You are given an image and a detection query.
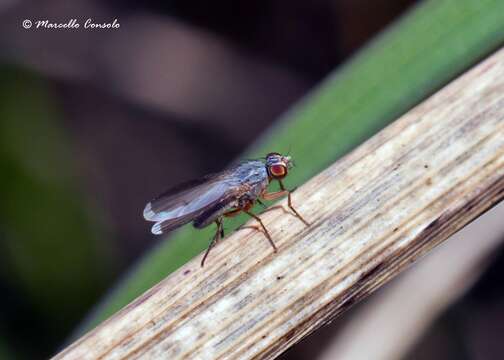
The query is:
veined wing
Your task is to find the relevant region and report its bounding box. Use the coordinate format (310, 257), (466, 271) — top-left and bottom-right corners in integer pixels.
(143, 171), (243, 234)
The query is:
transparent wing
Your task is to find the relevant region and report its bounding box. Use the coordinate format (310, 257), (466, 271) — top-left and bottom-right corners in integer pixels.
(143, 171), (242, 234)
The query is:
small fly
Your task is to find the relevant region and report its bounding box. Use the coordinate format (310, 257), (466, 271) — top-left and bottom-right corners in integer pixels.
(143, 152), (309, 267)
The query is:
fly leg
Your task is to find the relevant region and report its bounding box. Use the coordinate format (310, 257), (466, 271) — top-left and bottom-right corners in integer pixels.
(261, 186), (309, 226)
(223, 207), (260, 233)
(258, 204), (291, 216)
(243, 210), (277, 253)
(256, 193), (290, 216)
(261, 189), (288, 200)
(201, 219), (223, 267)
(256, 199), (267, 209)
(278, 180), (310, 226)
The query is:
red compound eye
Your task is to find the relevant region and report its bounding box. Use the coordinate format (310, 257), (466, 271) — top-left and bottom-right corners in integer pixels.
(270, 164), (286, 178)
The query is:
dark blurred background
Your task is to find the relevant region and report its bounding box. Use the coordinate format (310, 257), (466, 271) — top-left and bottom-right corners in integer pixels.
(1, 1), (503, 359)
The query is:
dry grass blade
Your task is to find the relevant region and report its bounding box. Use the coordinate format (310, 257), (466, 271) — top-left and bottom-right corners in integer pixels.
(318, 201), (504, 360)
(54, 47), (504, 360)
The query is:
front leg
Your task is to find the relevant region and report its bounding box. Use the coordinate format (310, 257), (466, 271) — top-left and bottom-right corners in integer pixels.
(261, 189), (289, 201)
(278, 180), (310, 226)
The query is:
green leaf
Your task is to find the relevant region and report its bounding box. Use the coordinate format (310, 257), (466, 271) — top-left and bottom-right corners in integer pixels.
(82, 0), (504, 332)
(0, 67), (113, 334)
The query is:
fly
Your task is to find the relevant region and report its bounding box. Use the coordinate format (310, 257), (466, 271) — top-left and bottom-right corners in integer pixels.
(143, 152), (309, 267)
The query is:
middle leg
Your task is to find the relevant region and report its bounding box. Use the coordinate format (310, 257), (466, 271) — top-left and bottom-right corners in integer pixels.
(243, 210), (278, 252)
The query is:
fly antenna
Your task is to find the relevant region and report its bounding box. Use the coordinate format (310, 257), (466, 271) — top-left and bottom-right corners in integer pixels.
(285, 145), (296, 167)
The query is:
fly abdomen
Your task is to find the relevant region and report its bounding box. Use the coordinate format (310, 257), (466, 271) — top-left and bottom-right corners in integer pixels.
(193, 199), (235, 229)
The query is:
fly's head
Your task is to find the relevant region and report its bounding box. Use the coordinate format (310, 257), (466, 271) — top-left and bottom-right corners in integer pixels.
(265, 152), (292, 180)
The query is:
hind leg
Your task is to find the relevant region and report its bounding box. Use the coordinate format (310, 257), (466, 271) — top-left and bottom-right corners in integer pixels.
(201, 219), (223, 267)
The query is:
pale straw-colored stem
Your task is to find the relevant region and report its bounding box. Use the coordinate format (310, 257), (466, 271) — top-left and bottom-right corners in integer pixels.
(318, 201), (504, 360)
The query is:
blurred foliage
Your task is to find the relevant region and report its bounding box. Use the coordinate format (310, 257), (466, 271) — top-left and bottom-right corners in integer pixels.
(0, 340), (12, 360)
(84, 0), (504, 332)
(0, 67), (114, 356)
